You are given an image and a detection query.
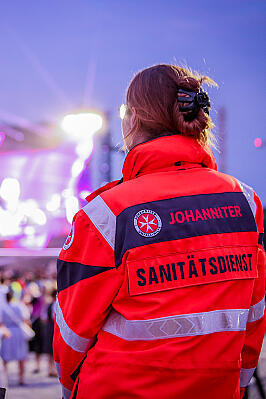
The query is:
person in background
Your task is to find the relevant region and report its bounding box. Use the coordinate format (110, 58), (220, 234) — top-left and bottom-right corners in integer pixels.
(0, 290), (29, 386)
(0, 285), (10, 395)
(0, 278), (8, 306)
(45, 289), (57, 377)
(29, 290), (45, 374)
(0, 325), (10, 389)
(0, 387), (6, 399)
(53, 64), (265, 399)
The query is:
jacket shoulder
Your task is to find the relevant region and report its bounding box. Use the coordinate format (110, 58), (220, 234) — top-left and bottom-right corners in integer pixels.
(213, 171), (262, 220)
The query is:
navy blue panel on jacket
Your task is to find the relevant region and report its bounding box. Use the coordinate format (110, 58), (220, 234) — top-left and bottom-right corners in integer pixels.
(115, 192), (257, 267)
(57, 260), (114, 292)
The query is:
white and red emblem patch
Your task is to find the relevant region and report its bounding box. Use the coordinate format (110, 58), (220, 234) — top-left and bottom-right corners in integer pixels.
(134, 209), (162, 237)
(63, 222), (75, 250)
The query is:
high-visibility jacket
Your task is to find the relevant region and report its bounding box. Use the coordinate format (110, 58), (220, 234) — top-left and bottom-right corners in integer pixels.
(53, 135), (266, 399)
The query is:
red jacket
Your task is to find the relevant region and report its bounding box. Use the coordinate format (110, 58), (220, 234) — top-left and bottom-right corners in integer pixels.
(53, 135), (265, 399)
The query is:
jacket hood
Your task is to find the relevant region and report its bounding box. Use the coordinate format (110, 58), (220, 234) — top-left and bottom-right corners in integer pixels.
(122, 135), (217, 182)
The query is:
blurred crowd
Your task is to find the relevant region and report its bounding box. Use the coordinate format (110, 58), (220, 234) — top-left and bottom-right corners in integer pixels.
(0, 268), (57, 387)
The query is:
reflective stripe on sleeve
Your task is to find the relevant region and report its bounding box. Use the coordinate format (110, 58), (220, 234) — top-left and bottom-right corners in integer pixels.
(237, 180), (257, 219)
(62, 384), (72, 399)
(82, 195), (116, 250)
(102, 308), (249, 341)
(55, 297), (92, 353)
(248, 298), (265, 323)
(55, 361), (61, 379)
(240, 367), (256, 387)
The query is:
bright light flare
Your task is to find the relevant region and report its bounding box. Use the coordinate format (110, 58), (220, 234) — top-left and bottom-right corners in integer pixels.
(19, 200), (46, 225)
(0, 208), (21, 236)
(119, 104), (127, 120)
(30, 208), (47, 225)
(0, 178), (20, 203)
(19, 199), (38, 216)
(46, 194), (61, 212)
(75, 139), (94, 160)
(80, 190), (91, 200)
(20, 233), (48, 248)
(65, 196), (79, 224)
(24, 226), (35, 235)
(61, 112), (104, 139)
(62, 189), (74, 199)
(71, 159), (84, 177)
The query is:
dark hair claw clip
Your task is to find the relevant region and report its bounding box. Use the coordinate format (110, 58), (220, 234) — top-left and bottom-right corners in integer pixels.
(177, 88), (210, 116)
(195, 89), (211, 115)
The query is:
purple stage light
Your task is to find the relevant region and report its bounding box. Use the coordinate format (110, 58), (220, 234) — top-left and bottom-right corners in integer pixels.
(0, 131), (6, 146)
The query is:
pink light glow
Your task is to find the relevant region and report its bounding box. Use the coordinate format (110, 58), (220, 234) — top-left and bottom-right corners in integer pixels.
(0, 131), (6, 146)
(254, 138), (262, 148)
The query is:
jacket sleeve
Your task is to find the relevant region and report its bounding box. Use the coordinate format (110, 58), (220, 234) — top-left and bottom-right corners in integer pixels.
(53, 195), (124, 398)
(240, 192), (266, 398)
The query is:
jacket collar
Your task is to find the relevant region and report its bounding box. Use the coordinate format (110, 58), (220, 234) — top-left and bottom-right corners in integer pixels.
(122, 135), (217, 182)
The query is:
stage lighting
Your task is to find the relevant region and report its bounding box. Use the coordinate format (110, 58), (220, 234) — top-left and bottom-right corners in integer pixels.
(46, 194), (61, 212)
(75, 139), (94, 160)
(0, 178), (20, 205)
(24, 226), (35, 235)
(30, 208), (47, 225)
(60, 111), (104, 140)
(0, 208), (21, 236)
(62, 189), (73, 198)
(0, 131), (5, 147)
(65, 196), (79, 224)
(71, 159), (85, 177)
(80, 190), (91, 200)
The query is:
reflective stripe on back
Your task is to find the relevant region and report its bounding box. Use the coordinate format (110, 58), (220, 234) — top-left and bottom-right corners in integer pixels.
(248, 298), (265, 323)
(102, 308), (249, 341)
(55, 361), (61, 379)
(237, 180), (257, 219)
(55, 297), (92, 353)
(62, 384), (72, 399)
(240, 367), (256, 387)
(82, 196), (116, 250)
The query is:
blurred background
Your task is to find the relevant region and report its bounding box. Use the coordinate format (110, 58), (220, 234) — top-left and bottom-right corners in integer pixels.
(0, 0), (265, 398)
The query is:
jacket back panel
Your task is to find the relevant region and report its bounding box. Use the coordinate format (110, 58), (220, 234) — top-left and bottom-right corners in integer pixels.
(81, 165), (260, 399)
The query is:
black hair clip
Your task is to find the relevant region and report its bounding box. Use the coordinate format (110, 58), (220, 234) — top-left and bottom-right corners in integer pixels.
(177, 88), (210, 118)
(195, 89), (210, 114)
